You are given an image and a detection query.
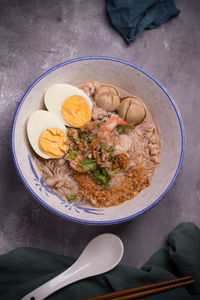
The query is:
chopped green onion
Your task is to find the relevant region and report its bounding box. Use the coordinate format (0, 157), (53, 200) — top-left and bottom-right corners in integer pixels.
(74, 138), (81, 143)
(104, 182), (110, 189)
(108, 155), (114, 162)
(109, 168), (119, 175)
(88, 135), (97, 142)
(77, 130), (94, 147)
(93, 167), (111, 188)
(101, 167), (107, 176)
(66, 149), (78, 160)
(107, 146), (115, 153)
(66, 195), (77, 202)
(100, 142), (107, 150)
(116, 125), (134, 134)
(97, 123), (102, 128)
(78, 158), (97, 171)
(78, 158), (96, 165)
(82, 140), (88, 147)
(65, 126), (72, 136)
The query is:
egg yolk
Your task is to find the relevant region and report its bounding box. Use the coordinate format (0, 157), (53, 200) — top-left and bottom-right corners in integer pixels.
(39, 128), (69, 158)
(61, 95), (91, 127)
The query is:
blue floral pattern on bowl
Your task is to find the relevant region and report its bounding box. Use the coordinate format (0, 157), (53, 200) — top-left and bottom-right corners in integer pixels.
(28, 155), (104, 215)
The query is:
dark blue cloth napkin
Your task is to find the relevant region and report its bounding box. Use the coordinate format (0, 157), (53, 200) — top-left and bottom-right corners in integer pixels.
(107, 0), (180, 43)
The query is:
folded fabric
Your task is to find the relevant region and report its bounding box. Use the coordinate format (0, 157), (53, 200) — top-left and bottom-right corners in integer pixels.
(106, 0), (180, 43)
(0, 222), (200, 299)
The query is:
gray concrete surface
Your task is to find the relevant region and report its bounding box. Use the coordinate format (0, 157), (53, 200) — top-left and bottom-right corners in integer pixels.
(0, 0), (200, 268)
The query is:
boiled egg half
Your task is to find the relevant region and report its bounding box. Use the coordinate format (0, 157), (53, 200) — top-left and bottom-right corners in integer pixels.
(44, 83), (93, 127)
(27, 110), (69, 159)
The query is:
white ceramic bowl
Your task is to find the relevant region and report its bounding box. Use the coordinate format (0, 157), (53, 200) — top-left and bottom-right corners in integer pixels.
(11, 56), (185, 225)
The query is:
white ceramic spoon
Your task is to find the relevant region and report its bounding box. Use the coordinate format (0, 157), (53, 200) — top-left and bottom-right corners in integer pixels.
(21, 234), (124, 300)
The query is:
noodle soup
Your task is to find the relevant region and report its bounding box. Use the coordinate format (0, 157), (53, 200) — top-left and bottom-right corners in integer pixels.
(32, 81), (161, 208)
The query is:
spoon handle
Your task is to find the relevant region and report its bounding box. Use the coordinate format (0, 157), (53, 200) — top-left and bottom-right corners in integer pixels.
(21, 262), (90, 300)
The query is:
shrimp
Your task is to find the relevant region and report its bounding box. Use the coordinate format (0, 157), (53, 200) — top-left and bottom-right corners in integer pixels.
(69, 155), (86, 173)
(81, 121), (99, 132)
(98, 117), (130, 139)
(114, 134), (133, 155)
(97, 117), (133, 155)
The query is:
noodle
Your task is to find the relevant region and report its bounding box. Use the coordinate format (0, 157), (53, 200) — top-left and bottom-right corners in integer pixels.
(35, 158), (78, 197)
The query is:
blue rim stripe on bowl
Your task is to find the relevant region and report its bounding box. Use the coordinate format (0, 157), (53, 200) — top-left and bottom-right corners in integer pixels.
(11, 56), (185, 225)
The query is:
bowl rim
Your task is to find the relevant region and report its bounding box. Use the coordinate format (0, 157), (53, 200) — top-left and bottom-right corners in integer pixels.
(11, 56), (185, 225)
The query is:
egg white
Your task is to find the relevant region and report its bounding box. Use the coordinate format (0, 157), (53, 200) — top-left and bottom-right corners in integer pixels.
(27, 110), (67, 159)
(44, 83), (93, 126)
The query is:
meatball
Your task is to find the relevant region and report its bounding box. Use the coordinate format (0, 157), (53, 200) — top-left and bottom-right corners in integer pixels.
(118, 97), (146, 125)
(94, 86), (121, 112)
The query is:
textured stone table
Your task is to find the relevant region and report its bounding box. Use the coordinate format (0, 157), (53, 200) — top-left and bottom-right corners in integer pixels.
(0, 0), (200, 268)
